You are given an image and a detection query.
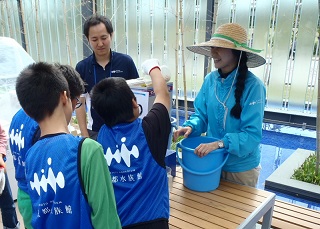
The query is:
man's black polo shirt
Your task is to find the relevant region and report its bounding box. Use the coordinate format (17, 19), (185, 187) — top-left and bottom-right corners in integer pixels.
(76, 51), (139, 132)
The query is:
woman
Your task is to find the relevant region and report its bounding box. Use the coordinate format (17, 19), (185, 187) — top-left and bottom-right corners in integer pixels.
(174, 23), (266, 187)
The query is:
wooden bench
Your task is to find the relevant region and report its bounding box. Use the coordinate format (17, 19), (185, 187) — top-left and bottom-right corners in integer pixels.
(170, 170), (320, 228)
(263, 199), (320, 228)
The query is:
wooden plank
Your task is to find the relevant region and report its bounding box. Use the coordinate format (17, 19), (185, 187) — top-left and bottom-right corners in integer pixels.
(170, 208), (221, 229)
(169, 225), (181, 229)
(264, 217), (308, 229)
(170, 201), (232, 228)
(273, 205), (320, 225)
(271, 211), (320, 229)
(169, 215), (203, 229)
(219, 179), (271, 197)
(170, 195), (243, 226)
(217, 183), (269, 202)
(275, 200), (320, 220)
(171, 185), (255, 215)
(269, 200), (320, 228)
(173, 177), (263, 210)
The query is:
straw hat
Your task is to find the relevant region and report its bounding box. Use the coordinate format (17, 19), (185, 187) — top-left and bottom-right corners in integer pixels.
(186, 23), (266, 68)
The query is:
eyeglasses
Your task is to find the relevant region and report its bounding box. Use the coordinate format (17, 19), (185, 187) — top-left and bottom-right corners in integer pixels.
(75, 97), (82, 109)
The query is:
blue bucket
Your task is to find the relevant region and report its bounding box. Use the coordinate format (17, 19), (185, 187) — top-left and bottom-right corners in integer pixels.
(176, 136), (229, 192)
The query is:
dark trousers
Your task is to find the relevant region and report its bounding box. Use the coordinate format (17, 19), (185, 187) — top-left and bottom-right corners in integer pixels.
(0, 172), (19, 229)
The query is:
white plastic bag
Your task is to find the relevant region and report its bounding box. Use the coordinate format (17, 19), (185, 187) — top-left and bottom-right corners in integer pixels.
(0, 167), (5, 195)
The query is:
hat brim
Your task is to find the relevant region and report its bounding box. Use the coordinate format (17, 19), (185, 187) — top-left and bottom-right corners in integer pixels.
(186, 39), (266, 68)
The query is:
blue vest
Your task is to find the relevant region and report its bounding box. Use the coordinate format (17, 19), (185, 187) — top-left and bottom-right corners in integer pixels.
(9, 109), (39, 193)
(26, 134), (92, 229)
(97, 119), (169, 227)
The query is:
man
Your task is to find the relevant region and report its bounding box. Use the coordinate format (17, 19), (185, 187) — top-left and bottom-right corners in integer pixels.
(76, 14), (139, 139)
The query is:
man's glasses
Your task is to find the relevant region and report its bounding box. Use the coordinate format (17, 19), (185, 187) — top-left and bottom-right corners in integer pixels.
(75, 97), (82, 109)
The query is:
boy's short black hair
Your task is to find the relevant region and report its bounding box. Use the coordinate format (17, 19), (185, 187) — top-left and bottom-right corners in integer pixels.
(54, 63), (85, 99)
(16, 62), (70, 122)
(84, 14), (113, 38)
(91, 77), (135, 127)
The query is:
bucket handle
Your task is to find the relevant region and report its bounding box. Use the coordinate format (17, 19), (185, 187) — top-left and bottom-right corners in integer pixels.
(176, 142), (229, 176)
(171, 118), (178, 130)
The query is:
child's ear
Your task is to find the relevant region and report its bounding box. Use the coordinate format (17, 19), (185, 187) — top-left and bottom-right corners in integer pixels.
(132, 98), (139, 108)
(61, 91), (68, 105)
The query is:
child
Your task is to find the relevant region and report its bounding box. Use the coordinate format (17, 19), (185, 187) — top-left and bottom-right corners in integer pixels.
(91, 59), (171, 229)
(15, 62), (121, 229)
(9, 63), (92, 229)
(0, 123), (20, 229)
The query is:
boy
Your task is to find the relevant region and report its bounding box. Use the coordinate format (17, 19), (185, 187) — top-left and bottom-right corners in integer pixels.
(15, 62), (121, 229)
(75, 14), (139, 139)
(9, 63), (91, 229)
(91, 59), (171, 229)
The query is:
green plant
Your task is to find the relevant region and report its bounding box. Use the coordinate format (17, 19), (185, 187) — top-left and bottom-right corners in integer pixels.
(71, 116), (78, 124)
(291, 153), (320, 186)
(170, 135), (185, 151)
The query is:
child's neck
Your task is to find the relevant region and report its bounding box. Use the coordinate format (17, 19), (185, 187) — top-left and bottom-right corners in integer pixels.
(39, 109), (69, 137)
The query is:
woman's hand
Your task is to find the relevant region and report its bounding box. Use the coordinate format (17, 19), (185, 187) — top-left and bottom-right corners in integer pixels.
(173, 126), (192, 141)
(194, 141), (220, 158)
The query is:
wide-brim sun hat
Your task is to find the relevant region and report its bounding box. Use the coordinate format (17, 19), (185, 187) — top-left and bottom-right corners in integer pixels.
(186, 23), (266, 68)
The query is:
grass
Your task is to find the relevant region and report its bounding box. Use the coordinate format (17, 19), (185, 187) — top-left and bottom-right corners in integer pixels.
(291, 153), (320, 186)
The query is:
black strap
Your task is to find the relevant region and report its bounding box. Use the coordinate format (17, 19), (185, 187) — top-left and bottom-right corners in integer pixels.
(31, 126), (41, 145)
(77, 137), (89, 202)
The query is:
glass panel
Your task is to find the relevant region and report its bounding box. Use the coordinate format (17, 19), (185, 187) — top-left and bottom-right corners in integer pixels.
(216, 0), (232, 27)
(187, 0), (207, 100)
(182, 0), (196, 99)
(104, 0), (113, 19)
(19, 0), (83, 65)
(153, 1), (165, 62)
(0, 2), (10, 37)
(166, 0), (178, 91)
(113, 0), (126, 53)
(267, 0), (295, 109)
(310, 37), (319, 113)
(250, 0), (273, 82)
(22, 0), (38, 61)
(69, 0), (84, 66)
(127, 0), (139, 68)
(139, 0), (151, 65)
(234, 0), (251, 28)
(289, 0), (318, 111)
(7, 0), (21, 43)
(38, 0), (51, 62)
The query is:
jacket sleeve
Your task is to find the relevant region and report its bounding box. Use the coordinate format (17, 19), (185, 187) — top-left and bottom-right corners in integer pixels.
(0, 124), (7, 156)
(81, 138), (121, 229)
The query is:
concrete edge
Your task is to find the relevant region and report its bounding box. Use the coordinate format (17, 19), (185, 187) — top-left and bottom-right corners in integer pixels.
(265, 148), (320, 202)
